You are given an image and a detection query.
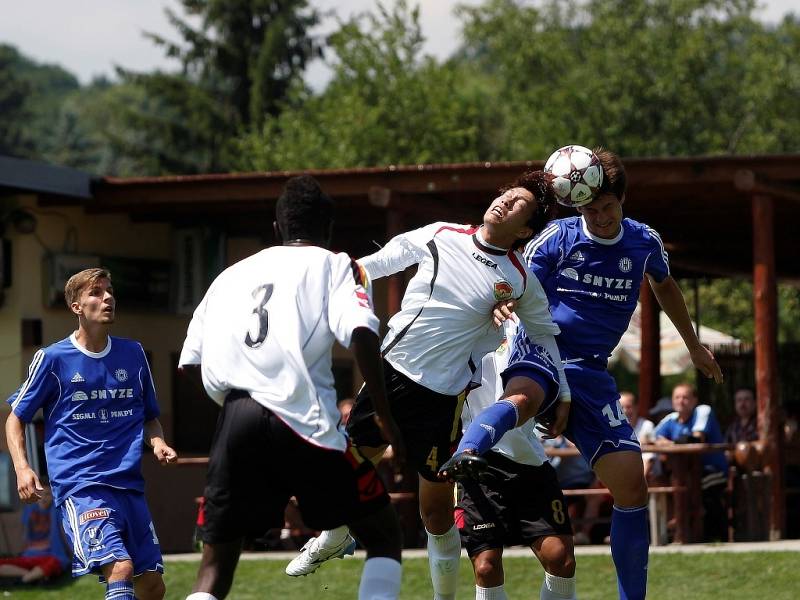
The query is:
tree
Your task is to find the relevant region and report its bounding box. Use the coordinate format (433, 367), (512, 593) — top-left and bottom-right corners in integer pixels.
(0, 45), (33, 157)
(235, 0), (491, 170)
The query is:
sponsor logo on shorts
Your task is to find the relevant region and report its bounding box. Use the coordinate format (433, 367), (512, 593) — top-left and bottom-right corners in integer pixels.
(83, 526), (105, 550)
(79, 509), (110, 524)
(493, 280), (514, 301)
(473, 522), (496, 530)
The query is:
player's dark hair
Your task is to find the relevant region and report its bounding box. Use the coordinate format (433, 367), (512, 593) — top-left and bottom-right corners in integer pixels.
(594, 147), (627, 202)
(500, 170), (558, 249)
(275, 175), (334, 243)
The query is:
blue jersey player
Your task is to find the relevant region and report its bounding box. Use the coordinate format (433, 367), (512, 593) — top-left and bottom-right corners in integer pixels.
(445, 148), (722, 600)
(5, 268), (177, 600)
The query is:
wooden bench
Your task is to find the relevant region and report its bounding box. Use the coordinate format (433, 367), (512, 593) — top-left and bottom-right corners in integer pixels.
(562, 486), (684, 546)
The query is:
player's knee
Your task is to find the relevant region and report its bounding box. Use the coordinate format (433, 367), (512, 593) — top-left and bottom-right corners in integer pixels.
(136, 574), (166, 600)
(105, 559), (134, 582)
(501, 390), (541, 424)
(472, 553), (503, 584)
(611, 474), (648, 507)
(420, 504), (454, 534)
(540, 545), (575, 578)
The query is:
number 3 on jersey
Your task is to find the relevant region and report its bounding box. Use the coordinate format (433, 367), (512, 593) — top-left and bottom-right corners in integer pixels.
(601, 399), (627, 427)
(245, 284), (274, 348)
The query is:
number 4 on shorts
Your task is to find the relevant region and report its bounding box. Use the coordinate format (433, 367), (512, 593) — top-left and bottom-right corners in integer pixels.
(601, 399), (627, 427)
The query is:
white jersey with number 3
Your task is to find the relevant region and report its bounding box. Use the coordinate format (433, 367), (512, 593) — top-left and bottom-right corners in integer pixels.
(179, 245), (378, 451)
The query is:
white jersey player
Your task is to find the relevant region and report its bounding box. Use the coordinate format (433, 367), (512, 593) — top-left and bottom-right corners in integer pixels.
(180, 175), (405, 600)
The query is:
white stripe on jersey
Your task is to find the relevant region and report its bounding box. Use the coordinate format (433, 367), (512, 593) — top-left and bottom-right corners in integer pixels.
(524, 224), (559, 265)
(645, 226), (670, 274)
(11, 349), (45, 411)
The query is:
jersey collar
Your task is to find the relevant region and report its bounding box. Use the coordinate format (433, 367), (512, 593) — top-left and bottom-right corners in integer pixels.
(70, 333), (112, 358)
(580, 216), (624, 245)
(473, 227), (509, 256)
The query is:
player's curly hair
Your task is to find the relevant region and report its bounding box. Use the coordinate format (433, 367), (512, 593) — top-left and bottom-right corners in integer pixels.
(500, 170), (558, 249)
(594, 147), (627, 203)
(275, 175), (334, 243)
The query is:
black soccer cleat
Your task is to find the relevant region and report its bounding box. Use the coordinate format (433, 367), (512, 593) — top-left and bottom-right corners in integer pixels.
(438, 451), (488, 482)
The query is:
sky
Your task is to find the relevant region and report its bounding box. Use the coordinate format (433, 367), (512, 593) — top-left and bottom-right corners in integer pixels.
(0, 0), (796, 87)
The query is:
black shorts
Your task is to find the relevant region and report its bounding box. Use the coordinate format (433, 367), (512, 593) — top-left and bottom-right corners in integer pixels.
(201, 392), (389, 544)
(455, 452), (573, 557)
(346, 360), (465, 482)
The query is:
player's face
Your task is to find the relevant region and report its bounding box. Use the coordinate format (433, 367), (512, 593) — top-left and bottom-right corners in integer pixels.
(484, 187), (536, 236)
(74, 278), (116, 325)
(577, 193), (623, 239)
(671, 385), (697, 421)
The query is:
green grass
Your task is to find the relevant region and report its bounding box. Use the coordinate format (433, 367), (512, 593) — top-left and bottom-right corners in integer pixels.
(2, 552), (798, 599)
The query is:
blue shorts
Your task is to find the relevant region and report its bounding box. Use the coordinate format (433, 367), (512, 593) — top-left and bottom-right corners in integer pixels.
(561, 363), (640, 466)
(60, 485), (163, 580)
(501, 337), (560, 421)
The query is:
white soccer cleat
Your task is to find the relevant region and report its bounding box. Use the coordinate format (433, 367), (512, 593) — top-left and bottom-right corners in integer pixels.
(285, 534), (357, 577)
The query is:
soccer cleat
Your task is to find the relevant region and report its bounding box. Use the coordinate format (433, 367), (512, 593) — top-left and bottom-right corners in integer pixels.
(437, 451), (489, 482)
(285, 534), (357, 577)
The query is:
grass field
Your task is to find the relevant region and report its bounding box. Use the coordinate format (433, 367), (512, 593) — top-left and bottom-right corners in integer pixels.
(1, 551), (797, 599)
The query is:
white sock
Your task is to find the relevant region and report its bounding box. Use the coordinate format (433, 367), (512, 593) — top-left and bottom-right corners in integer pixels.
(427, 525), (461, 600)
(186, 593), (219, 600)
(540, 572), (577, 600)
(317, 525), (350, 549)
(359, 557), (402, 600)
(476, 584), (508, 599)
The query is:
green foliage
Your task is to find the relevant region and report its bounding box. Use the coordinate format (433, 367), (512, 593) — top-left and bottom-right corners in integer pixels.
(235, 1), (490, 170)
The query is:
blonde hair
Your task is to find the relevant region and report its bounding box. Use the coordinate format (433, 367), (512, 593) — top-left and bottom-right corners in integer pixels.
(64, 268), (111, 308)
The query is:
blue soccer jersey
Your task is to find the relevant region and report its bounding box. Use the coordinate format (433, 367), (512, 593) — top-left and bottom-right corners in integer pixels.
(8, 334), (160, 506)
(654, 405), (728, 473)
(523, 216), (670, 368)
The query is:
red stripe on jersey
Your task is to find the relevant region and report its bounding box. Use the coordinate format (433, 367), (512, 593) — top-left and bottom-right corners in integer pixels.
(508, 251), (527, 296)
(356, 290), (370, 308)
(435, 224), (479, 236)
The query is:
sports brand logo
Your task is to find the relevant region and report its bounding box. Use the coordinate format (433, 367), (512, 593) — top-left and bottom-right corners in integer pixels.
(568, 250), (585, 263)
(472, 252), (498, 269)
(493, 280), (514, 301)
(115, 369), (128, 382)
(79, 509), (110, 525)
(71, 372), (85, 383)
(618, 257), (633, 273)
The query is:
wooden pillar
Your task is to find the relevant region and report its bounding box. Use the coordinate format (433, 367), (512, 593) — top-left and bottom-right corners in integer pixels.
(386, 208), (404, 316)
(751, 194), (785, 540)
(638, 279), (660, 417)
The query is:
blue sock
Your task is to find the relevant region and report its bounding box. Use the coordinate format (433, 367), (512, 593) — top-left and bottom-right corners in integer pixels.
(106, 580), (135, 600)
(610, 505), (649, 600)
(457, 400), (518, 455)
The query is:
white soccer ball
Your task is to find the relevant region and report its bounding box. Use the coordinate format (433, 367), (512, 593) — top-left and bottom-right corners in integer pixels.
(544, 145), (604, 208)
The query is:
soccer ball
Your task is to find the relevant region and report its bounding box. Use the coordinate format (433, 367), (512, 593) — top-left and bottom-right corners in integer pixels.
(544, 145), (604, 208)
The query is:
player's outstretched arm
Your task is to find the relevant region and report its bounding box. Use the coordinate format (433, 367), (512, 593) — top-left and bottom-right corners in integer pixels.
(647, 275), (723, 383)
(4, 411), (43, 502)
(144, 418), (178, 465)
(350, 327), (406, 471)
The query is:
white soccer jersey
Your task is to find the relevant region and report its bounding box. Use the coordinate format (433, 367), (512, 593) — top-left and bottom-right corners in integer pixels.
(179, 245), (378, 451)
(464, 318), (548, 467)
(359, 222), (563, 396)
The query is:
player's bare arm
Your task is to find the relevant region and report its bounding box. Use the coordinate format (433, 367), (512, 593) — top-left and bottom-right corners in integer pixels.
(647, 274), (723, 383)
(4, 411), (43, 502)
(144, 418), (178, 465)
(350, 327), (406, 471)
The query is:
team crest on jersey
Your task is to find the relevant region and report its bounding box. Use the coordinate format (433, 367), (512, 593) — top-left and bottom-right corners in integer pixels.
(114, 369), (128, 382)
(569, 250), (585, 263)
(560, 268), (579, 281)
(493, 280), (514, 301)
(79, 509), (110, 525)
(618, 257), (633, 273)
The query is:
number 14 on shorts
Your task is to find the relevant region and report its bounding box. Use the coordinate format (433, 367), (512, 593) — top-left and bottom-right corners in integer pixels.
(601, 400), (628, 427)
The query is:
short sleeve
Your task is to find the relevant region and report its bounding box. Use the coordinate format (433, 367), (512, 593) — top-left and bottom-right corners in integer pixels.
(7, 350), (59, 423)
(522, 223), (561, 281)
(644, 226), (670, 282)
(358, 222), (454, 280)
(654, 416), (674, 440)
(137, 344), (161, 421)
(327, 253), (380, 348)
(178, 284), (212, 367)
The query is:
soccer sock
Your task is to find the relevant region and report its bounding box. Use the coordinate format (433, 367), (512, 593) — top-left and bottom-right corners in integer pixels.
(105, 580), (135, 600)
(610, 504), (649, 600)
(358, 557), (402, 600)
(457, 400), (518, 455)
(476, 584), (508, 599)
(540, 572), (577, 599)
(186, 593), (220, 600)
(427, 525), (461, 600)
(316, 525), (350, 549)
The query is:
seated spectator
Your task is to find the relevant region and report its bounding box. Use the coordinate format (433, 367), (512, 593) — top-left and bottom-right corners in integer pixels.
(0, 483), (69, 583)
(725, 388), (758, 444)
(655, 383), (729, 541)
(619, 391), (660, 482)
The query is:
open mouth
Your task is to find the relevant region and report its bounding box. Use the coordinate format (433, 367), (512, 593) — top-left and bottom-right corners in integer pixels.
(491, 206), (504, 217)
